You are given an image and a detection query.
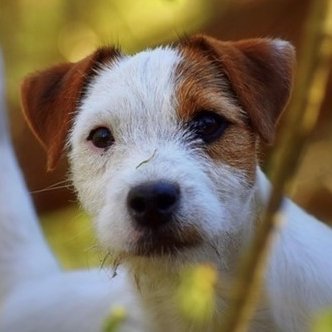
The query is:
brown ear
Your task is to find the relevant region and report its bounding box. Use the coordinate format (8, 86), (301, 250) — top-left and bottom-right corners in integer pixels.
(21, 47), (120, 171)
(182, 35), (295, 143)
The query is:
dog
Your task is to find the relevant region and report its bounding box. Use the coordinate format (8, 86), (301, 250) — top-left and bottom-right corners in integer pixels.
(1, 34), (332, 332)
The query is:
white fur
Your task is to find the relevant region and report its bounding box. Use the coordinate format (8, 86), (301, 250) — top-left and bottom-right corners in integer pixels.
(272, 39), (292, 55)
(1, 44), (332, 332)
(71, 48), (253, 256)
(0, 52), (147, 332)
(252, 170), (332, 331)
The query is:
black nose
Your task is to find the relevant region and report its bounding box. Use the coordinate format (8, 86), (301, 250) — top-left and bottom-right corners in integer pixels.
(127, 181), (180, 228)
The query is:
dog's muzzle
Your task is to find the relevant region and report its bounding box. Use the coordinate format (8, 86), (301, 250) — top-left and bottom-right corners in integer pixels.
(126, 180), (202, 256)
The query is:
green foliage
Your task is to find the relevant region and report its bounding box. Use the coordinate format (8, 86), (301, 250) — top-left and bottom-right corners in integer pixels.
(313, 309), (332, 332)
(103, 306), (127, 332)
(0, 0), (211, 108)
(41, 207), (99, 268)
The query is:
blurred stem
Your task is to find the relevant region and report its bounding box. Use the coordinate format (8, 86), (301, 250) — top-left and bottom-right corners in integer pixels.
(222, 0), (332, 331)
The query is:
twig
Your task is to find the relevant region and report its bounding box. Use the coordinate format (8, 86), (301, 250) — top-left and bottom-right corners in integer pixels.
(136, 149), (157, 169)
(222, 0), (332, 331)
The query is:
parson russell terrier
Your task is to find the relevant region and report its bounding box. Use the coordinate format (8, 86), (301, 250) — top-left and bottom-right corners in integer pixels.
(1, 34), (332, 332)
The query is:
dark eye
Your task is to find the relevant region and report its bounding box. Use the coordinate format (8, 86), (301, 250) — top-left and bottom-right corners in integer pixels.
(190, 111), (229, 143)
(87, 127), (114, 149)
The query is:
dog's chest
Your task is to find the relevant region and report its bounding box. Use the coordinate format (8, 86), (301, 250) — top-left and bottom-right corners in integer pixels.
(133, 272), (278, 332)
(142, 296), (278, 332)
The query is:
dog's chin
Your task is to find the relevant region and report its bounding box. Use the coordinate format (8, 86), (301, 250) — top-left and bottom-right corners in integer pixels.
(126, 226), (202, 258)
(132, 238), (199, 257)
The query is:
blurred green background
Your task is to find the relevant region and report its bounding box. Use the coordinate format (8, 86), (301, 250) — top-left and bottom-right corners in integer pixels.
(0, 0), (331, 269)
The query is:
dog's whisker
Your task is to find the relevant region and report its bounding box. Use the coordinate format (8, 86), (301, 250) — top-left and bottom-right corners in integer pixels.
(30, 180), (73, 194)
(134, 273), (141, 293)
(209, 241), (222, 261)
(99, 251), (112, 270)
(30, 185), (73, 194)
(112, 257), (122, 278)
(84, 242), (101, 254)
(43, 179), (70, 186)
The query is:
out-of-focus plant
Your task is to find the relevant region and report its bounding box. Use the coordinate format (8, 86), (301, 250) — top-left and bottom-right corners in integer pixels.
(313, 309), (332, 332)
(103, 306), (127, 332)
(0, 0), (212, 107)
(176, 263), (218, 324)
(223, 0), (332, 331)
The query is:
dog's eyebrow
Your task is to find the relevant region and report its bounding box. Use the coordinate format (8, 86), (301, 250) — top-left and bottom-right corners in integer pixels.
(174, 49), (249, 127)
(175, 76), (248, 127)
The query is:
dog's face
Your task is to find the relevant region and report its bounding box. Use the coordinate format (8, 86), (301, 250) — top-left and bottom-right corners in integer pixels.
(21, 35), (294, 261)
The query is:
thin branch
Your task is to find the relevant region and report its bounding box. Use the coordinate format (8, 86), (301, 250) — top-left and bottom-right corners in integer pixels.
(222, 0), (332, 331)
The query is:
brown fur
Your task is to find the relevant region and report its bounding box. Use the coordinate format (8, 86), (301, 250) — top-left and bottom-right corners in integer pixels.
(176, 35), (295, 181)
(179, 35), (295, 143)
(21, 35), (295, 176)
(21, 47), (121, 171)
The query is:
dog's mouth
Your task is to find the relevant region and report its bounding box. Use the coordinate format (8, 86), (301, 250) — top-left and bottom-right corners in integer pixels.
(130, 225), (202, 257)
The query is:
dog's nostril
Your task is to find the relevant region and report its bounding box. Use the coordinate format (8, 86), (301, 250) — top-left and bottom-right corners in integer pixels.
(129, 196), (146, 214)
(156, 192), (177, 211)
(127, 181), (180, 228)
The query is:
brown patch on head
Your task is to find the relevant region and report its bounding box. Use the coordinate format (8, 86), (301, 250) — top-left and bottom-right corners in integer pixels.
(176, 40), (257, 181)
(175, 34), (295, 182)
(21, 47), (121, 171)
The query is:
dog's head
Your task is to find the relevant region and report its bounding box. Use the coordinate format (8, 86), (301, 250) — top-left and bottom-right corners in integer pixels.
(21, 35), (294, 262)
